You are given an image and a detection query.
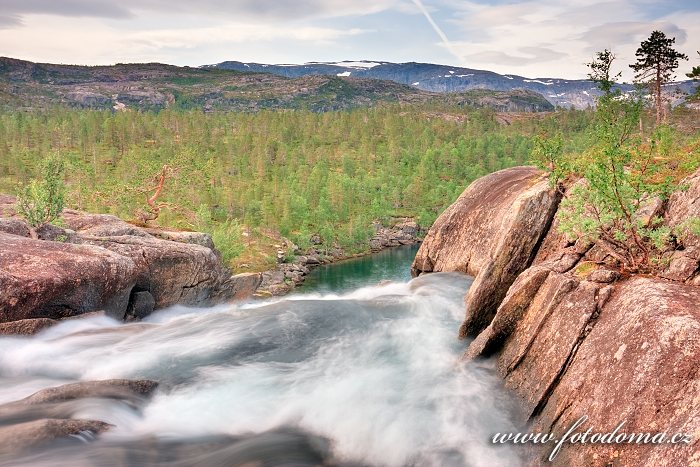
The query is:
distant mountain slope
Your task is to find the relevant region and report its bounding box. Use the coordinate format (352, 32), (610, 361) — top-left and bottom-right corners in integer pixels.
(211, 60), (697, 109)
(0, 57), (553, 112)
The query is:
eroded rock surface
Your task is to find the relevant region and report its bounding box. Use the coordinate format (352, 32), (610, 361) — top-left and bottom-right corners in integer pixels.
(0, 232), (137, 322)
(411, 166), (560, 337)
(0, 200), (261, 326)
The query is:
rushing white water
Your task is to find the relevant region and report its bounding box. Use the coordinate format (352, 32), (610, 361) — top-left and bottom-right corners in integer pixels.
(0, 272), (523, 466)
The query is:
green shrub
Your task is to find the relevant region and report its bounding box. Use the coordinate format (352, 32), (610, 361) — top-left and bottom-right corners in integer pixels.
(16, 155), (66, 230)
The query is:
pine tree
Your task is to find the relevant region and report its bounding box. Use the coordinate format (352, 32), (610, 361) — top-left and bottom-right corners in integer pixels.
(688, 52), (700, 100)
(688, 52), (700, 79)
(630, 30), (688, 124)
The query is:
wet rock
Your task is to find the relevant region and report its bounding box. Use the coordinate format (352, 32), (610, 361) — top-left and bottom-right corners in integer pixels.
(422, 166), (700, 466)
(464, 266), (552, 360)
(268, 283), (293, 296)
(226, 273), (263, 300)
(411, 166), (560, 337)
(17, 379), (159, 405)
(0, 318), (57, 335)
(1, 204), (248, 323)
(0, 419), (112, 456)
(0, 379), (159, 427)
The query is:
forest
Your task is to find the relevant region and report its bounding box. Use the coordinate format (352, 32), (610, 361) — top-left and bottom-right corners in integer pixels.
(0, 102), (696, 271)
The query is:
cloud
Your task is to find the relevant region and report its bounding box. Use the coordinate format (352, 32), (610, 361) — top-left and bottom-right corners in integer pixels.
(128, 24), (369, 51)
(411, 0), (463, 62)
(579, 21), (688, 50)
(441, 0), (699, 79)
(0, 0), (697, 79)
(0, 15), (373, 66)
(0, 15), (22, 29)
(460, 47), (567, 66)
(0, 0), (399, 25)
(1, 0), (133, 19)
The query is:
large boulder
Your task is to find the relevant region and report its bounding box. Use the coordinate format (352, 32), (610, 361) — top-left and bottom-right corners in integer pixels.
(411, 166), (560, 337)
(78, 234), (233, 309)
(466, 269), (700, 466)
(419, 166), (700, 466)
(0, 232), (137, 322)
(0, 203), (259, 323)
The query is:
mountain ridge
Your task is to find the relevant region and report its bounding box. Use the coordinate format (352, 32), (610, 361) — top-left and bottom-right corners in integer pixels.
(210, 59), (698, 109)
(0, 56), (554, 113)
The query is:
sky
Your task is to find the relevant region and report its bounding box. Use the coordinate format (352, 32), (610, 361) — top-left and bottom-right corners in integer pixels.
(0, 0), (698, 80)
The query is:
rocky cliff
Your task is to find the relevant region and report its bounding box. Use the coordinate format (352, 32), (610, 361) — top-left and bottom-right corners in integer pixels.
(413, 166), (700, 466)
(0, 197), (261, 332)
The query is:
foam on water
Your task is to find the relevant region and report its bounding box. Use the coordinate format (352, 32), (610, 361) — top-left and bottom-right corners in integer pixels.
(0, 272), (522, 466)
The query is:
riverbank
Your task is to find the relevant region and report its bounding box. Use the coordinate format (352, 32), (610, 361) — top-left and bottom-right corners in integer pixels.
(255, 219), (423, 296)
(0, 193), (424, 331)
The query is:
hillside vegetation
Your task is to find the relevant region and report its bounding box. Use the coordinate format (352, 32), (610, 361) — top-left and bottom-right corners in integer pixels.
(0, 105), (595, 270)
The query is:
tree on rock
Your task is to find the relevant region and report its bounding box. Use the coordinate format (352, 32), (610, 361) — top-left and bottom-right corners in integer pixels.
(630, 30), (688, 124)
(16, 154), (66, 238)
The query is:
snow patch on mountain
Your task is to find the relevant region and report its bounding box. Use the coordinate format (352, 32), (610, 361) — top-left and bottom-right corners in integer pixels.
(329, 61), (383, 69)
(523, 79), (553, 85)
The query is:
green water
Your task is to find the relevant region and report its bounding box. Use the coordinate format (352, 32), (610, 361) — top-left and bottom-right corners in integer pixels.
(299, 244), (420, 294)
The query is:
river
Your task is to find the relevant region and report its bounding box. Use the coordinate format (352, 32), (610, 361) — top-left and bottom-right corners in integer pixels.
(0, 245), (522, 466)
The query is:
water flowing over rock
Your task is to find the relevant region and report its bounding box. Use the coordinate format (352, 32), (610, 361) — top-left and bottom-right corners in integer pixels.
(0, 379), (158, 458)
(419, 165), (700, 465)
(0, 419), (113, 456)
(411, 166), (560, 337)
